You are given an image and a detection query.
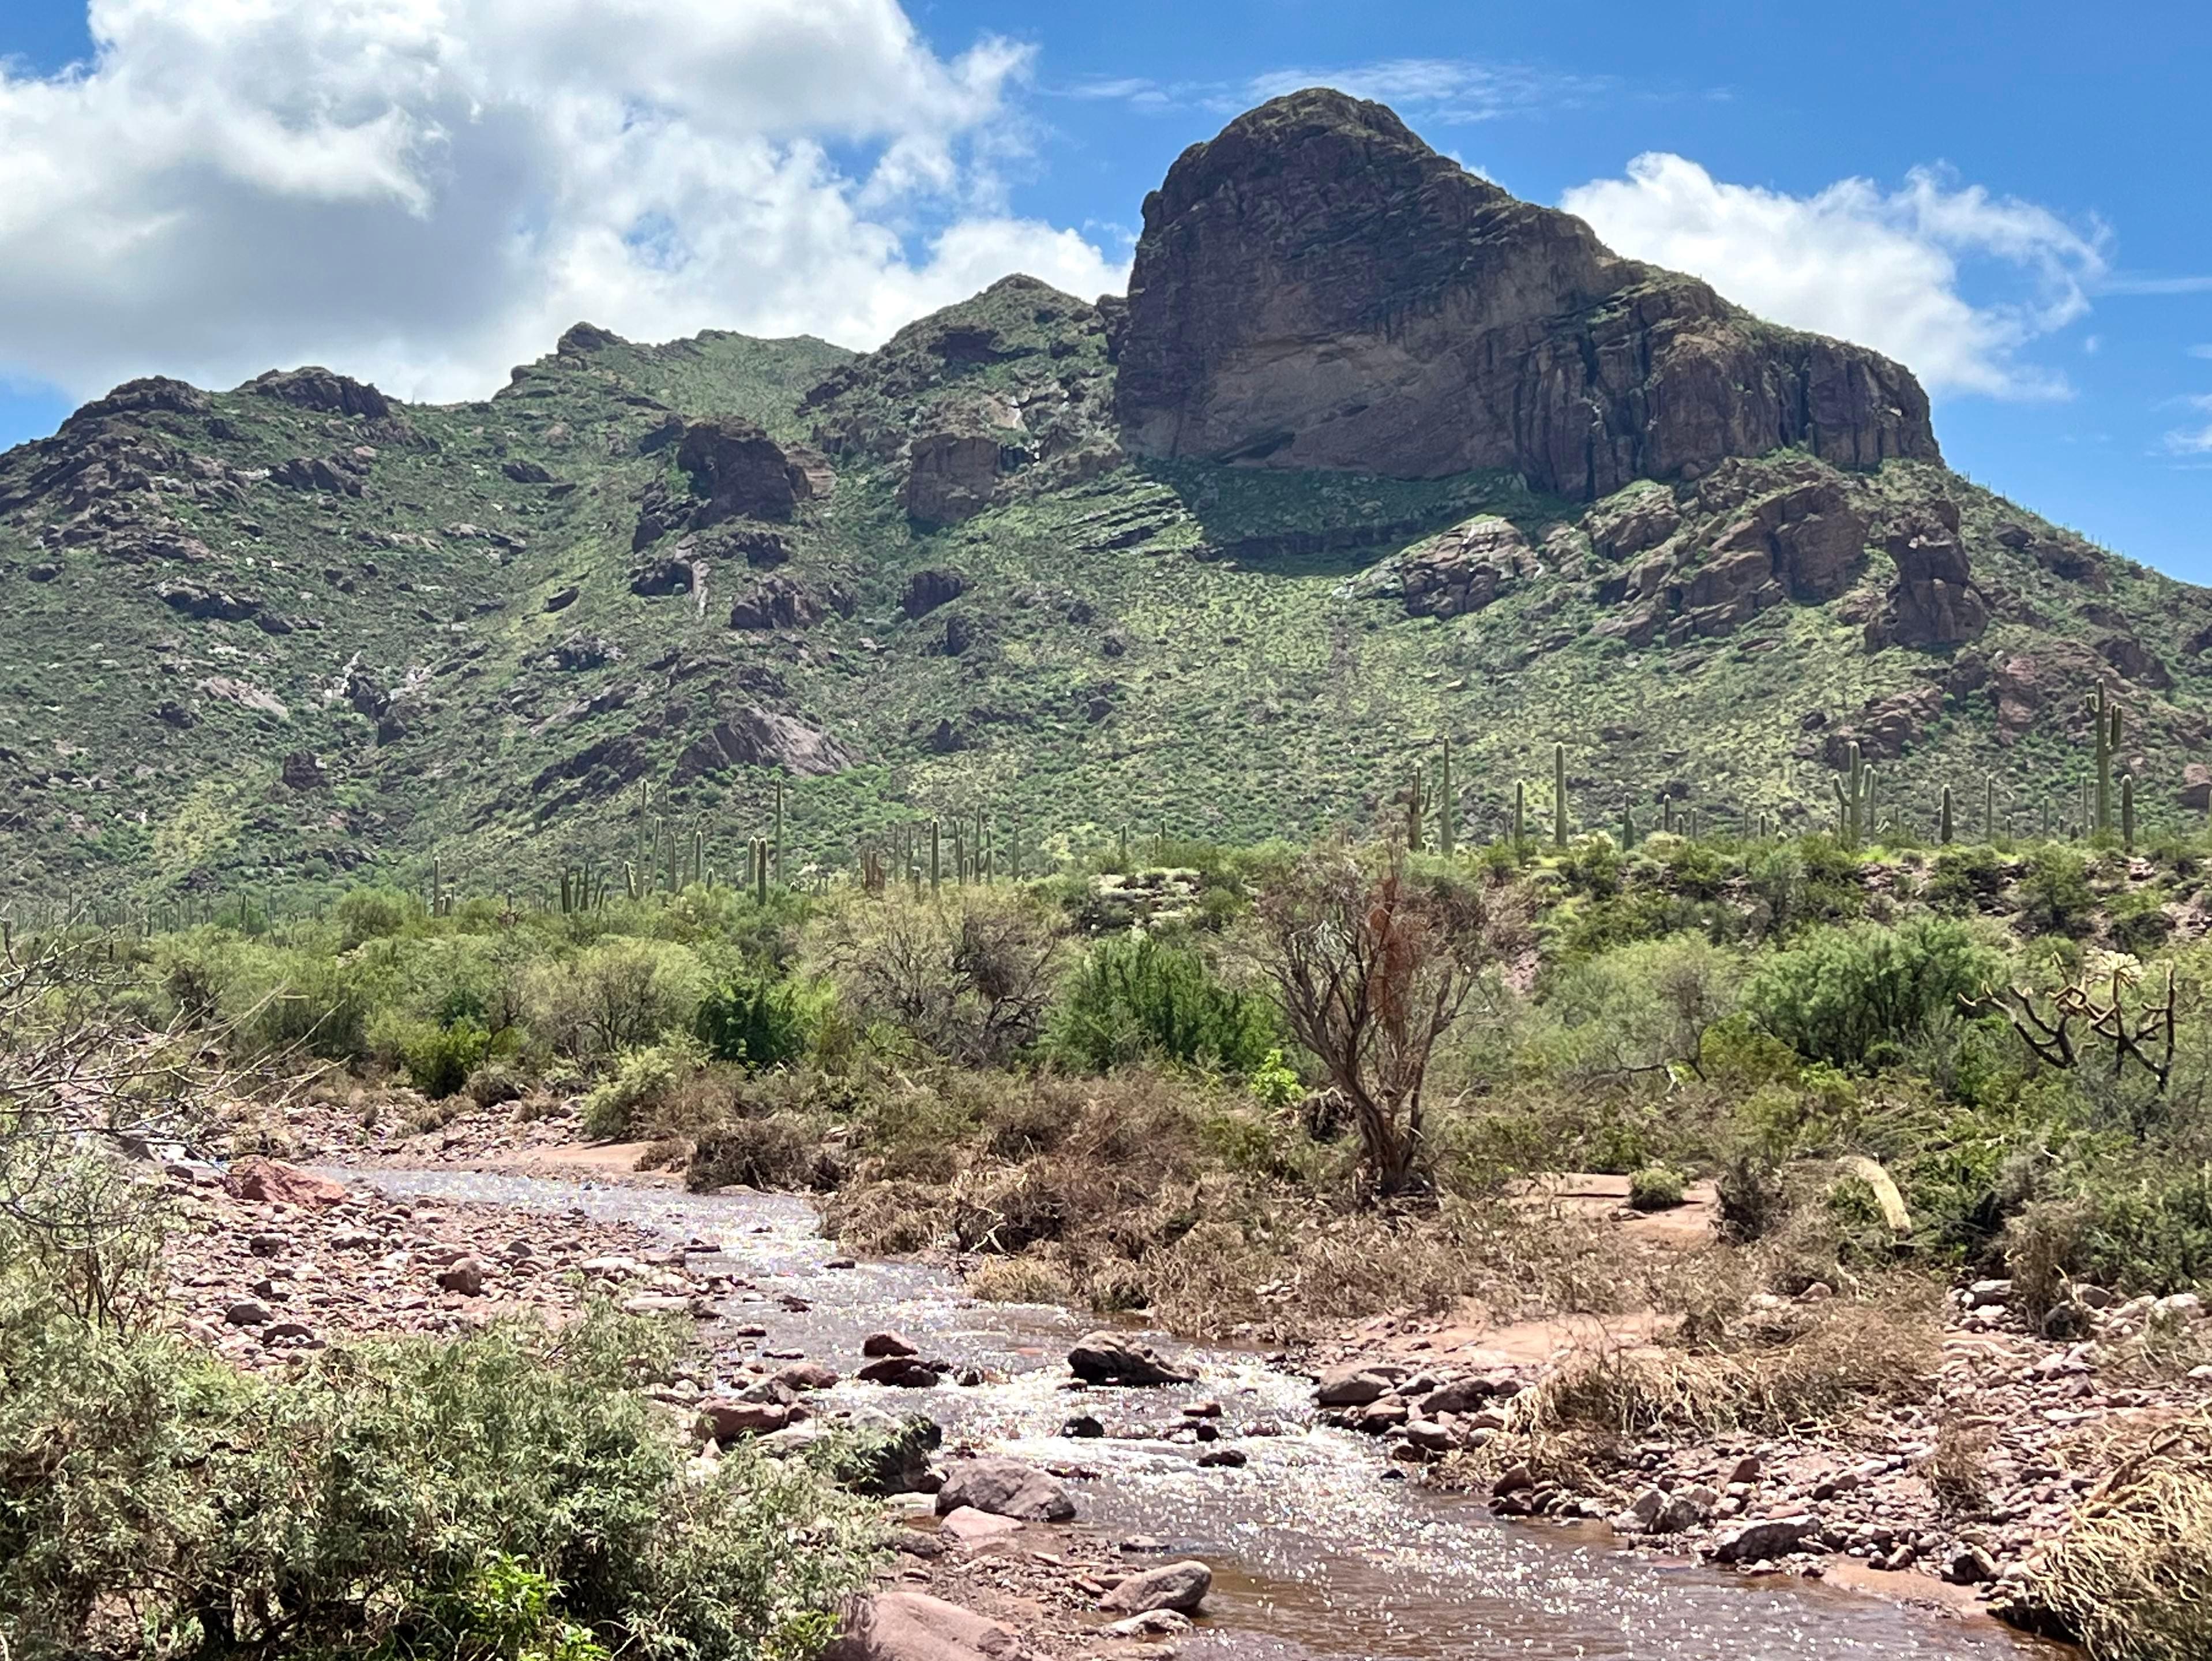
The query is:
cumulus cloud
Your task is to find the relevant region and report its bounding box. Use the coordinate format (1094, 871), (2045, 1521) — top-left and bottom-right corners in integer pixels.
(1561, 154), (2107, 399)
(0, 0), (1127, 405)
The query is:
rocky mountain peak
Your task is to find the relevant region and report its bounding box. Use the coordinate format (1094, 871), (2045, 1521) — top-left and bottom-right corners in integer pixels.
(1114, 89), (1939, 499)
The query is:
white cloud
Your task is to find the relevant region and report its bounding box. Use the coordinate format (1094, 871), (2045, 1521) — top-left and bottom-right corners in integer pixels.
(1561, 154), (2107, 399)
(0, 0), (1126, 406)
(2190, 344), (2212, 359)
(2166, 395), (2212, 456)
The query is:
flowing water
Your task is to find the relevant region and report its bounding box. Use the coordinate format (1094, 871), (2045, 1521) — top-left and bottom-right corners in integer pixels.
(350, 1168), (2064, 1661)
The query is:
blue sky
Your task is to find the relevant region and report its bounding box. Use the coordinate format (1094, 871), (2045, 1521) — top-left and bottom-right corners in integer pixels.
(2, 0), (2206, 579)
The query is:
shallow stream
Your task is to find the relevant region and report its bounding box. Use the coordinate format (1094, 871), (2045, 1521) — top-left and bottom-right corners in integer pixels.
(352, 1167), (2061, 1661)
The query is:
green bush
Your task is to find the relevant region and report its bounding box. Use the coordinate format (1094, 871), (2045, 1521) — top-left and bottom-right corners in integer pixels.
(0, 1293), (877, 1659)
(1043, 932), (1278, 1075)
(580, 1040), (704, 1141)
(2017, 846), (2095, 938)
(336, 885), (422, 949)
(1744, 917), (2006, 1069)
(1627, 1165), (1687, 1212)
(695, 975), (809, 1070)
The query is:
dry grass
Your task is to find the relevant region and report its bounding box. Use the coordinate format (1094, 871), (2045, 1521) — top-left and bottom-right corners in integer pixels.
(1928, 1415), (1996, 1517)
(2002, 1409), (2212, 1660)
(964, 1254), (1077, 1304)
(1520, 1301), (1940, 1439)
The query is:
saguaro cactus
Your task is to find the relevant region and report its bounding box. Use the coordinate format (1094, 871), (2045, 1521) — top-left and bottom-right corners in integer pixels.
(1939, 785), (1954, 845)
(1553, 743), (1568, 849)
(1513, 779), (1527, 846)
(2123, 774), (2137, 854)
(2092, 685), (2121, 835)
(1832, 743), (1871, 849)
(1437, 737), (1455, 858)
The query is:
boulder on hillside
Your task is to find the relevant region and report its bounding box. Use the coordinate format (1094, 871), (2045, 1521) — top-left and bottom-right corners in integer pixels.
(728, 575), (825, 631)
(65, 377), (212, 425)
(1387, 515), (1531, 620)
(1868, 505), (1987, 650)
(677, 418), (813, 526)
(902, 568), (968, 619)
(905, 431), (1004, 525)
(822, 1592), (1032, 1661)
(2183, 763), (2212, 812)
(1114, 89), (1936, 497)
(671, 703), (854, 782)
(934, 1457), (1075, 1522)
(557, 321), (625, 354)
(243, 367), (393, 421)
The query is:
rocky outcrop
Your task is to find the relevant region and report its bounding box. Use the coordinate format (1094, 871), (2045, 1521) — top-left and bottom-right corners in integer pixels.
(671, 704), (853, 782)
(635, 420), (817, 548)
(1114, 91), (1937, 498)
(902, 569), (967, 620)
(1867, 504), (1987, 650)
(729, 575), (846, 631)
(271, 453), (369, 497)
(1584, 460), (1869, 645)
(1383, 515), (1531, 619)
(243, 367), (393, 421)
(905, 431), (1004, 525)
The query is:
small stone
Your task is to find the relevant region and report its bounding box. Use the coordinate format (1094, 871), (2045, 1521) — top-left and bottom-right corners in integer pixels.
(1068, 1330), (1197, 1387)
(862, 1330), (919, 1358)
(858, 1356), (941, 1389)
(1711, 1516), (1817, 1563)
(1725, 1454), (1763, 1486)
(1944, 1545), (1999, 1585)
(225, 1299), (270, 1326)
(1196, 1447), (1247, 1468)
(1103, 1609), (1192, 1639)
(1061, 1415), (1106, 1439)
(437, 1257), (487, 1296)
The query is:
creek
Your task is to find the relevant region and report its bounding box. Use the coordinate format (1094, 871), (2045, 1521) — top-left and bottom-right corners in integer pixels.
(351, 1167), (2063, 1661)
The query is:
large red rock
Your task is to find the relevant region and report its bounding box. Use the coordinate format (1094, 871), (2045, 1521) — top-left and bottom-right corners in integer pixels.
(822, 1592), (1031, 1661)
(1114, 90), (1936, 500)
(224, 1158), (347, 1208)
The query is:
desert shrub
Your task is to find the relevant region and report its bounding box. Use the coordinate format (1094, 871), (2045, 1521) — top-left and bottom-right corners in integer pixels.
(688, 1113), (829, 1191)
(336, 884), (422, 948)
(2001, 1407), (2212, 1659)
(523, 939), (703, 1062)
(2018, 845), (2096, 938)
(1743, 916), (2006, 1069)
(467, 1059), (531, 1109)
(580, 1038), (705, 1141)
(403, 1018), (493, 1100)
(0, 1291), (877, 1659)
(2006, 1158), (2212, 1303)
(1628, 1165), (1687, 1211)
(694, 974), (810, 1070)
(1043, 932), (1278, 1075)
(1744, 835), (1863, 939)
(2109, 889), (2176, 955)
(812, 888), (1063, 1064)
(1540, 935), (1742, 1079)
(1924, 845), (2007, 915)
(1523, 1302), (1937, 1437)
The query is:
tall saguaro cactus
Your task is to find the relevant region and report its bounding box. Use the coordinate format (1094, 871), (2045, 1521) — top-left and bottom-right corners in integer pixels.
(1939, 784), (1954, 845)
(1513, 779), (1527, 846)
(1832, 742), (1871, 849)
(1437, 737), (1455, 858)
(1552, 743), (1569, 849)
(2092, 685), (2121, 836)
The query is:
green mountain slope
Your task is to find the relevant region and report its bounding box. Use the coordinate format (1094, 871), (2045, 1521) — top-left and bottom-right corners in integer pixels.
(3, 110), (2210, 902)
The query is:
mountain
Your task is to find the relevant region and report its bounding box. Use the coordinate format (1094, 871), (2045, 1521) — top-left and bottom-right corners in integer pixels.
(2, 88), (2207, 898)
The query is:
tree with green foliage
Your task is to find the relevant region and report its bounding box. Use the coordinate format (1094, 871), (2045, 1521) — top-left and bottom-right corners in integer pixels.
(1743, 916), (2006, 1069)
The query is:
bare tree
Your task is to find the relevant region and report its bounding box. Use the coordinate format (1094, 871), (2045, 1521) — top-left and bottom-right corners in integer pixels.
(1253, 851), (1526, 1195)
(0, 935), (238, 1324)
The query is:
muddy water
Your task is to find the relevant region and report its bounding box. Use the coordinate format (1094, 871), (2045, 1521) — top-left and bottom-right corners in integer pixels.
(352, 1168), (2060, 1661)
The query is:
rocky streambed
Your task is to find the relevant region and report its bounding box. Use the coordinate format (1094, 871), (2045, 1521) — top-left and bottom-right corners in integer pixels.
(226, 1162), (2055, 1661)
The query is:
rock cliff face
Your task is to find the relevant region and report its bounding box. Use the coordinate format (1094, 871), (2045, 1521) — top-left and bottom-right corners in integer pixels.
(1114, 91), (1939, 499)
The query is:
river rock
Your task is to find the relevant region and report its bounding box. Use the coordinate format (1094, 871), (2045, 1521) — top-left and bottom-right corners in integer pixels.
(226, 1157), (347, 1208)
(1067, 1330), (1197, 1387)
(863, 1330), (920, 1358)
(859, 1356), (942, 1388)
(938, 1506), (1024, 1548)
(757, 1408), (940, 1495)
(699, 1398), (794, 1440)
(1710, 1514), (1817, 1563)
(822, 1591), (1032, 1661)
(224, 1299), (270, 1326)
(1103, 1611), (1192, 1639)
(1099, 1559), (1212, 1615)
(934, 1457), (1076, 1522)
(774, 1362), (841, 1392)
(1314, 1365), (1391, 1407)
